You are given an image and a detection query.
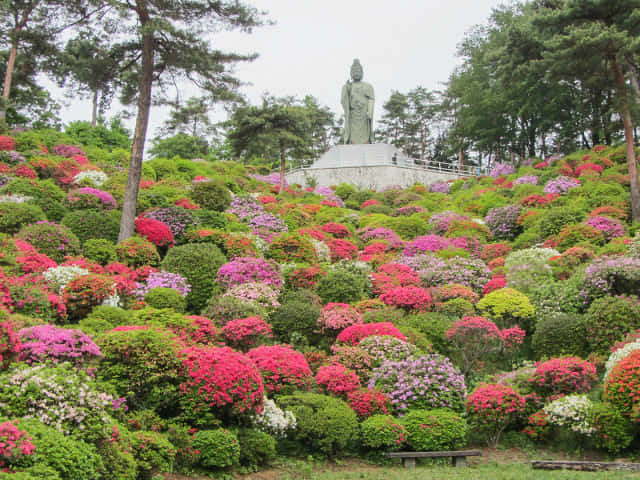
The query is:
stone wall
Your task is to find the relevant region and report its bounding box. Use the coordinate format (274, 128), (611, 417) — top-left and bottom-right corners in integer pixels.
(286, 164), (468, 190)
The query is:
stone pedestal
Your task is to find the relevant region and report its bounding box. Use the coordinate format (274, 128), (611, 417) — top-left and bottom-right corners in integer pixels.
(312, 144), (411, 169)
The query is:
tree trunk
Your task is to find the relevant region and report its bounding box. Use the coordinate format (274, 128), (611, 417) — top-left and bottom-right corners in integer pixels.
(625, 56), (640, 104)
(279, 145), (285, 193)
(614, 59), (640, 222)
(0, 41), (18, 122)
(118, 19), (154, 242)
(91, 90), (99, 127)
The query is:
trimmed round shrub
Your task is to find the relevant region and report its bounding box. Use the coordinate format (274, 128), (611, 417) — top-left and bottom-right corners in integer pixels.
(358, 335), (418, 368)
(317, 303), (362, 334)
(532, 313), (589, 359)
(179, 346), (264, 419)
(190, 181), (231, 211)
(82, 238), (116, 265)
(278, 392), (359, 457)
(16, 221), (81, 263)
(337, 323), (406, 346)
(220, 316), (273, 351)
(485, 205), (522, 240)
(12, 418), (102, 480)
(589, 402), (634, 454)
(267, 233), (318, 264)
(62, 274), (115, 321)
(401, 409), (468, 451)
(79, 306), (133, 334)
(161, 243), (226, 313)
(477, 287), (535, 331)
(579, 257), (640, 303)
(268, 300), (321, 344)
(192, 428), (240, 469)
(379, 285), (432, 312)
(316, 269), (366, 304)
(144, 287), (186, 313)
(134, 217), (174, 248)
(97, 326), (185, 414)
(247, 345), (313, 394)
(360, 415), (407, 451)
(61, 209), (120, 244)
(466, 383), (526, 447)
(347, 389), (391, 418)
(369, 354), (465, 412)
(115, 236), (160, 268)
(237, 429), (277, 469)
(0, 202), (45, 235)
(585, 295), (640, 354)
(216, 257), (282, 291)
(530, 357), (597, 398)
(203, 295), (266, 326)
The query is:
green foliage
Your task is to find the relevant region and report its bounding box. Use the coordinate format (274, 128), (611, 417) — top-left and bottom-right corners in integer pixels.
(477, 288), (535, 331)
(189, 181), (231, 212)
(401, 409), (468, 452)
(316, 270), (366, 304)
(532, 313), (589, 359)
(161, 243), (226, 313)
(144, 287), (187, 313)
(399, 313), (452, 355)
(237, 429), (277, 469)
(16, 221), (81, 262)
(130, 430), (175, 479)
(82, 238), (117, 265)
(334, 183), (356, 201)
(278, 393), (359, 457)
(61, 209), (120, 244)
(588, 402), (634, 454)
(268, 300), (321, 345)
(115, 236), (160, 268)
(360, 415), (408, 451)
(585, 295), (640, 355)
(192, 429), (241, 469)
(79, 305), (133, 335)
(149, 133), (209, 159)
(12, 418), (102, 480)
(536, 207), (584, 239)
(0, 465), (61, 480)
(65, 120), (131, 150)
(0, 202), (45, 234)
(203, 295), (265, 325)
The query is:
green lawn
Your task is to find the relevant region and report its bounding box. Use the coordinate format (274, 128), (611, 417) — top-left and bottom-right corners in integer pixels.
(238, 458), (640, 480)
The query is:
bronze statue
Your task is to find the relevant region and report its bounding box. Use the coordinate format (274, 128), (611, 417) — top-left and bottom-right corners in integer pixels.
(341, 59), (375, 144)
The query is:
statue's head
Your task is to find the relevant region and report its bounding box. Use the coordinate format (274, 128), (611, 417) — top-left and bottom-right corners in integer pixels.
(350, 59), (363, 81)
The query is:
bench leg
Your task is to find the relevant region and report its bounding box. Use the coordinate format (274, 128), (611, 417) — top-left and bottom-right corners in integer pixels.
(403, 458), (416, 469)
(452, 456), (467, 467)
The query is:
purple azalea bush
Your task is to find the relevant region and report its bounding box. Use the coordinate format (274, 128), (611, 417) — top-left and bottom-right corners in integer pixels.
(135, 270), (191, 298)
(226, 195), (288, 241)
(429, 181), (451, 194)
(399, 253), (490, 293)
(403, 235), (452, 256)
(580, 257), (640, 303)
(52, 144), (84, 157)
(485, 205), (522, 240)
(544, 176), (580, 195)
(145, 207), (197, 238)
(357, 227), (404, 247)
(583, 216), (625, 240)
(18, 325), (101, 366)
(368, 354), (465, 411)
(217, 257), (283, 290)
(74, 187), (118, 209)
(514, 175), (538, 186)
(428, 211), (469, 235)
(490, 163), (516, 178)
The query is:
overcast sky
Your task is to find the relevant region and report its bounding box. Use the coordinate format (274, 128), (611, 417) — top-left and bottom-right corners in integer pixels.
(56, 0), (508, 140)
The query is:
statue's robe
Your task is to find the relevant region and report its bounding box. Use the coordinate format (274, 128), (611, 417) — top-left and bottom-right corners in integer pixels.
(341, 81), (374, 144)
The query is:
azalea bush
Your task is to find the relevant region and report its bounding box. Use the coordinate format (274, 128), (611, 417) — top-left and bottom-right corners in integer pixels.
(346, 389), (390, 419)
(604, 350), (640, 420)
(220, 316), (273, 351)
(401, 409), (468, 451)
(337, 322), (406, 346)
(217, 257), (282, 290)
(19, 324), (100, 366)
(317, 302), (362, 334)
(360, 414), (407, 451)
(315, 363), (361, 396)
(530, 357), (597, 398)
(246, 344), (313, 394)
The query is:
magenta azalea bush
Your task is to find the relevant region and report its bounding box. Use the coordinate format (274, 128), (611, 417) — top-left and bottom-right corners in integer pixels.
(18, 325), (101, 366)
(217, 257), (283, 290)
(544, 176), (580, 195)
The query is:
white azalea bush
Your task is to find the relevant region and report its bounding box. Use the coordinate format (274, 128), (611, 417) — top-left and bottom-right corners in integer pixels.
(604, 340), (640, 380)
(74, 170), (109, 187)
(543, 394), (595, 435)
(251, 397), (296, 438)
(43, 265), (90, 292)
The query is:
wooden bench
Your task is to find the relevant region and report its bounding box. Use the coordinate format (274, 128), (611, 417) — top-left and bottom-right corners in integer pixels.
(386, 450), (482, 468)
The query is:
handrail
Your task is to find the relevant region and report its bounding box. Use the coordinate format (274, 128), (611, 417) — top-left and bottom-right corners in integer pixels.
(286, 162), (486, 177)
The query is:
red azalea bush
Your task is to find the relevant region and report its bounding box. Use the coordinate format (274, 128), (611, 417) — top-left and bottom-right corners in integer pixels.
(371, 263), (420, 295)
(519, 193), (558, 207)
(575, 163), (603, 176)
(16, 252), (57, 273)
(481, 243), (513, 261)
(337, 322), (406, 346)
(135, 217), (175, 248)
(180, 346), (264, 417)
(284, 264), (324, 290)
(315, 363), (361, 396)
(482, 276), (507, 295)
(181, 315), (218, 345)
(327, 238), (358, 262)
(328, 345), (373, 380)
(466, 383), (526, 447)
(347, 388), (391, 418)
(321, 222), (351, 238)
(62, 273), (116, 321)
(0, 421), (36, 467)
(523, 410), (551, 441)
(0, 136), (16, 151)
(434, 284), (480, 304)
(361, 199), (380, 209)
(12, 164), (37, 179)
(529, 357), (597, 398)
(317, 303), (362, 334)
(379, 285), (432, 312)
(246, 344), (313, 394)
(220, 316), (273, 351)
(0, 321), (21, 368)
(266, 234), (318, 264)
(115, 236), (160, 268)
(604, 350), (640, 420)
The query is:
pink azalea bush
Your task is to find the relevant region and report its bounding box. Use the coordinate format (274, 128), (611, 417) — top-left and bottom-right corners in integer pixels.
(217, 257), (283, 290)
(315, 363), (361, 396)
(19, 324), (101, 366)
(317, 302), (362, 334)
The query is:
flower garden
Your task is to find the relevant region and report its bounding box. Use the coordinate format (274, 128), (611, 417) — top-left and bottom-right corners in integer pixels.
(1, 131), (640, 479)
